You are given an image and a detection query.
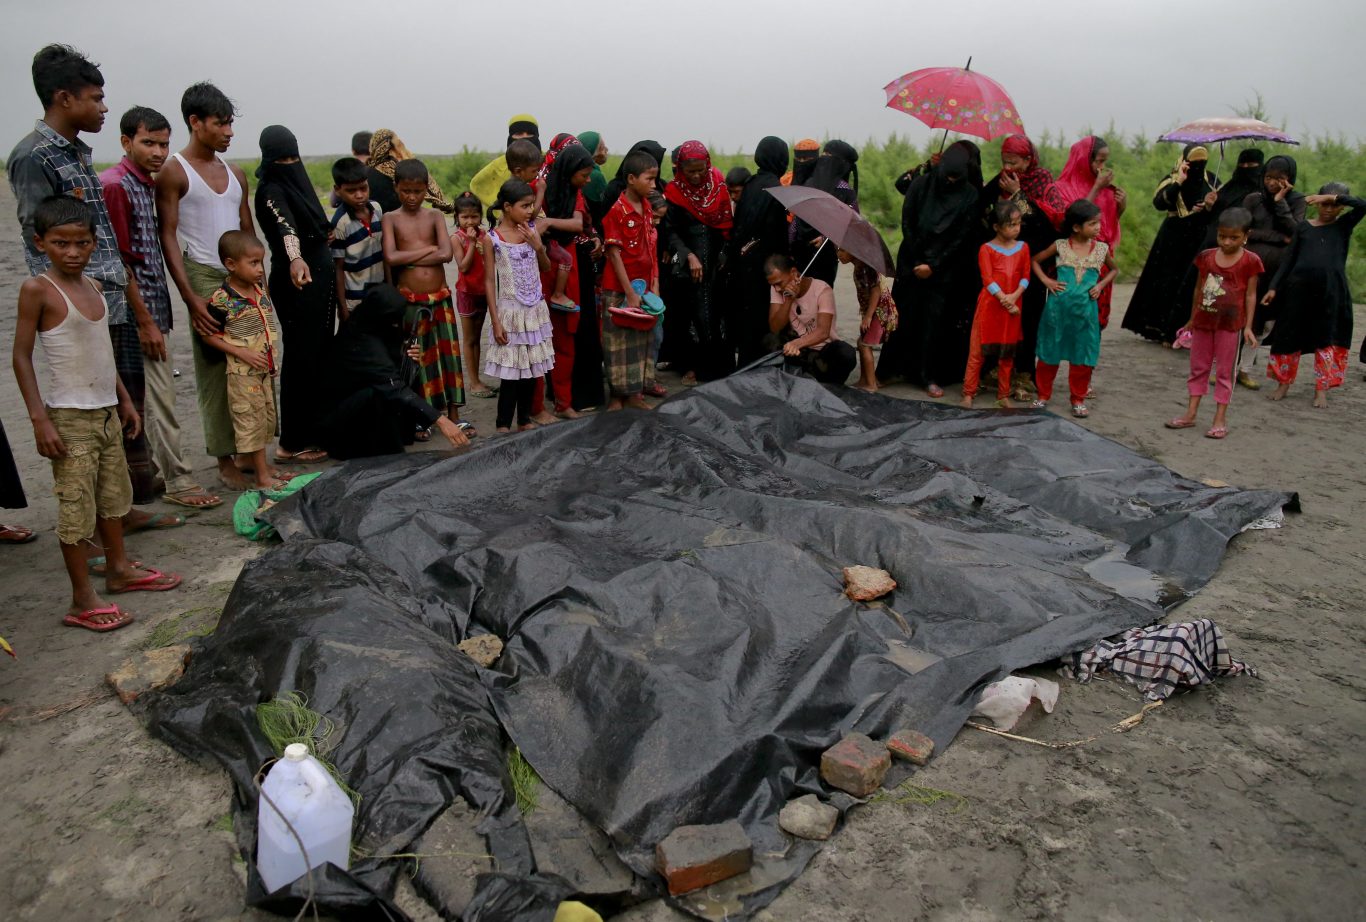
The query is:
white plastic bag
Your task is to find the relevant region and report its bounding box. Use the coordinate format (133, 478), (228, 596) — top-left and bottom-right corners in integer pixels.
(971, 676), (1059, 731)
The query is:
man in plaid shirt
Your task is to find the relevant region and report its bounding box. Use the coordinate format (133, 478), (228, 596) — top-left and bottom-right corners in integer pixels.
(8, 44), (182, 527)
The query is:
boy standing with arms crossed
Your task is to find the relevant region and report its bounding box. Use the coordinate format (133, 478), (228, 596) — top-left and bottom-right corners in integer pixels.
(102, 106), (220, 509)
(155, 82), (257, 490)
(382, 159), (471, 435)
(13, 197), (182, 632)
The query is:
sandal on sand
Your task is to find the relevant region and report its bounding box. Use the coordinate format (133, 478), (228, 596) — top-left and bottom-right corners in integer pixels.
(927, 383), (945, 398)
(125, 512), (186, 533)
(0, 524), (37, 544)
(414, 428), (431, 442)
(162, 487), (223, 509)
(643, 383), (668, 398)
(274, 448), (328, 464)
(1205, 426), (1228, 440)
(455, 421), (478, 438)
(1030, 399), (1047, 409)
(87, 557), (145, 576)
(109, 566), (182, 594)
(1071, 403), (1090, 418)
(1165, 418), (1196, 429)
(64, 604), (135, 632)
(470, 388), (498, 399)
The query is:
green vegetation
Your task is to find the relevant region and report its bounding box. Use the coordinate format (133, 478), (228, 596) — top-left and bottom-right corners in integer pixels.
(870, 779), (968, 813)
(254, 691), (359, 805)
(507, 746), (541, 816)
(205, 130), (1366, 291)
(138, 605), (220, 650)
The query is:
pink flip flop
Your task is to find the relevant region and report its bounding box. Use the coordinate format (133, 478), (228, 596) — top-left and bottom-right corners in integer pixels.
(63, 604), (135, 632)
(108, 566), (183, 594)
(1205, 426), (1228, 440)
(1165, 418), (1196, 429)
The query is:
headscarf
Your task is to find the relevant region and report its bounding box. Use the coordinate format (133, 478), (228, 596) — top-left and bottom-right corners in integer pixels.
(664, 141), (733, 234)
(367, 128), (454, 212)
(904, 142), (982, 240)
(1000, 134), (1066, 228)
(1213, 148), (1265, 211)
(330, 284), (409, 394)
(256, 125), (328, 240)
(537, 133), (580, 184)
(507, 113), (540, 151)
(805, 139), (859, 198)
(577, 130), (609, 204)
(733, 136), (789, 242)
(1264, 154), (1297, 185)
(543, 141), (594, 243)
(1056, 136), (1121, 246)
(791, 138), (821, 186)
(603, 140), (666, 208)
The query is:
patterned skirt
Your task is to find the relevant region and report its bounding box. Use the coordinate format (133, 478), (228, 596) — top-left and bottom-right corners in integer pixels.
(403, 288), (464, 410)
(484, 297), (555, 381)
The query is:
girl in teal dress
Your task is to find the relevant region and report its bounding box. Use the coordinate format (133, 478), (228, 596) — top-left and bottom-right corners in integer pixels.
(1030, 200), (1118, 417)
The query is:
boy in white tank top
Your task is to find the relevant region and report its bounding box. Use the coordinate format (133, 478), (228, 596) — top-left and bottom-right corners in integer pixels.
(155, 81), (257, 490)
(12, 197), (182, 633)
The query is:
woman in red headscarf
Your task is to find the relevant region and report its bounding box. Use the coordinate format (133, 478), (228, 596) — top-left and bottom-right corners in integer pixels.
(1056, 136), (1126, 328)
(982, 135), (1066, 395)
(661, 141), (734, 383)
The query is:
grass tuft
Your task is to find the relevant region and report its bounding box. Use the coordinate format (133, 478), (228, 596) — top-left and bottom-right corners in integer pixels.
(870, 779), (969, 813)
(255, 692), (359, 805)
(508, 747), (541, 816)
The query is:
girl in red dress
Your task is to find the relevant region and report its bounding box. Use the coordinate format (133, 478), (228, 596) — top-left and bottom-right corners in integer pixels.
(962, 201), (1030, 407)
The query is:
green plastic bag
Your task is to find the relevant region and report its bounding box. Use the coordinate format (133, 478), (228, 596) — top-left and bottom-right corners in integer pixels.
(232, 472), (322, 541)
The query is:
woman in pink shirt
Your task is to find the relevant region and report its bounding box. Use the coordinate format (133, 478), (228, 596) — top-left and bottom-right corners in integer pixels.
(761, 254), (857, 384)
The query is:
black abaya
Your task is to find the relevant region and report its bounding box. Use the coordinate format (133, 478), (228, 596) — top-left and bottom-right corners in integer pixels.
(1265, 196), (1365, 357)
(255, 126), (339, 453)
(728, 136), (791, 364)
(0, 418), (26, 511)
(317, 285), (441, 460)
(665, 204), (732, 380)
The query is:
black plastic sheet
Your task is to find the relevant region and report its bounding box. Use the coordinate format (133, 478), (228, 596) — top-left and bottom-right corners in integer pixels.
(145, 370), (1293, 920)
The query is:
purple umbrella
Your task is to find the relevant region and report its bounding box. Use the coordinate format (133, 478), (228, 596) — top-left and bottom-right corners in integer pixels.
(765, 185), (894, 278)
(1159, 117), (1299, 182)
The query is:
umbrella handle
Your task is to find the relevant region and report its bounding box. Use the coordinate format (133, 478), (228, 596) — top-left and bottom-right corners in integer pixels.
(799, 237), (831, 281)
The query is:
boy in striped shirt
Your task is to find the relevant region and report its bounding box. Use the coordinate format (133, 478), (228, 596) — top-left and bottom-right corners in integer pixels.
(329, 158), (387, 322)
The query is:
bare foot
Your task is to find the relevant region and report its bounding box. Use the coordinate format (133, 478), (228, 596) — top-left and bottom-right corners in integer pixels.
(556, 407), (582, 420)
(496, 426), (511, 434)
(518, 422), (540, 432)
(854, 384), (878, 393)
(958, 395), (974, 409)
(1266, 383), (1291, 401)
(625, 396), (652, 411)
(606, 398), (625, 412)
(996, 397), (1015, 409)
(1313, 391), (1328, 408)
(217, 461), (252, 490)
(531, 411), (558, 426)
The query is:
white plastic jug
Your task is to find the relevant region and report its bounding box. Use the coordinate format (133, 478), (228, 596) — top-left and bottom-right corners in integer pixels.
(256, 743), (355, 893)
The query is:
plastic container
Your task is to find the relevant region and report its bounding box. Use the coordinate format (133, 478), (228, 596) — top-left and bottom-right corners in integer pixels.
(256, 743), (355, 893)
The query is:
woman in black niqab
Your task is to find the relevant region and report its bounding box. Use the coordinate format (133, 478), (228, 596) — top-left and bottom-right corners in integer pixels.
(877, 141), (985, 392)
(728, 136), (792, 363)
(792, 140), (859, 286)
(317, 285), (463, 458)
(254, 125), (339, 461)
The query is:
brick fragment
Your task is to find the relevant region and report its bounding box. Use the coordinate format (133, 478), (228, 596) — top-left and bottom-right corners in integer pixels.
(655, 820), (752, 895)
(105, 644), (191, 705)
(886, 728), (935, 766)
(843, 566), (897, 602)
(457, 634), (503, 667)
(820, 732), (890, 797)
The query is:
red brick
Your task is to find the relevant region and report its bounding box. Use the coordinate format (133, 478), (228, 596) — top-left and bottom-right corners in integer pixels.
(886, 728), (935, 766)
(843, 566), (897, 602)
(655, 820), (752, 895)
(820, 732), (890, 797)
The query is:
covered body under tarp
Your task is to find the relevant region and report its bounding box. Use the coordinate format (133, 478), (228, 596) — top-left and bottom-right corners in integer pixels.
(145, 370), (1293, 920)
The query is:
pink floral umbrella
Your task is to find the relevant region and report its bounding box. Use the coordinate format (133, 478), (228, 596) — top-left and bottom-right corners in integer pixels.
(884, 57), (1025, 149)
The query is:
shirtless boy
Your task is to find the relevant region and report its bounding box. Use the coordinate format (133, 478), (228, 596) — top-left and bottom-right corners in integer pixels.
(382, 159), (470, 434)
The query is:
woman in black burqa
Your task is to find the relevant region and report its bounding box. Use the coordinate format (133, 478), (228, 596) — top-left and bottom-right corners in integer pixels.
(728, 135), (791, 364)
(793, 140), (859, 287)
(254, 125), (339, 462)
(1121, 144), (1221, 344)
(877, 141), (984, 394)
(317, 285), (467, 459)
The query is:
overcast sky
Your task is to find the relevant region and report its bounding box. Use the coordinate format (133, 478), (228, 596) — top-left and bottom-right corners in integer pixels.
(3, 0), (1364, 163)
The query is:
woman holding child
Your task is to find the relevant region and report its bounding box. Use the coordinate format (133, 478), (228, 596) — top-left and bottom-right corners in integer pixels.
(255, 125), (338, 463)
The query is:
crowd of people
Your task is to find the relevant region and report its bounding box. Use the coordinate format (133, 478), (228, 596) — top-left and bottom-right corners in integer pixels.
(1, 44), (1361, 634)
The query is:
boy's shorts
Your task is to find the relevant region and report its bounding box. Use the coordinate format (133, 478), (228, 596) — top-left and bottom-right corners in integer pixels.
(227, 371), (278, 454)
(47, 406), (134, 544)
(456, 290), (487, 318)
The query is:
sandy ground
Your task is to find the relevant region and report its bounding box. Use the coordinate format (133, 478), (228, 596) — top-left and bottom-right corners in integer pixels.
(1, 179), (1364, 922)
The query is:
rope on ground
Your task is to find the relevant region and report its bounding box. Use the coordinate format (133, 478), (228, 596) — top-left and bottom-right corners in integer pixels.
(966, 700), (1163, 749)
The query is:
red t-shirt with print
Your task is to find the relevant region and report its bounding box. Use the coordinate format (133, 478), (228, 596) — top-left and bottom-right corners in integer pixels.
(1191, 248), (1264, 332)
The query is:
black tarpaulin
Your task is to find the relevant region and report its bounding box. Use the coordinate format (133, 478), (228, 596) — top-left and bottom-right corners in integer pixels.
(145, 370), (1293, 920)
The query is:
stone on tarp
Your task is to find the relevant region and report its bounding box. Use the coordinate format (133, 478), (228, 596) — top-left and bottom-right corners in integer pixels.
(457, 634), (504, 667)
(842, 566), (897, 602)
(525, 784), (634, 898)
(410, 799), (493, 918)
(886, 728), (935, 765)
(106, 644), (191, 704)
(655, 820), (752, 896)
(778, 794), (838, 841)
(820, 732), (890, 797)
